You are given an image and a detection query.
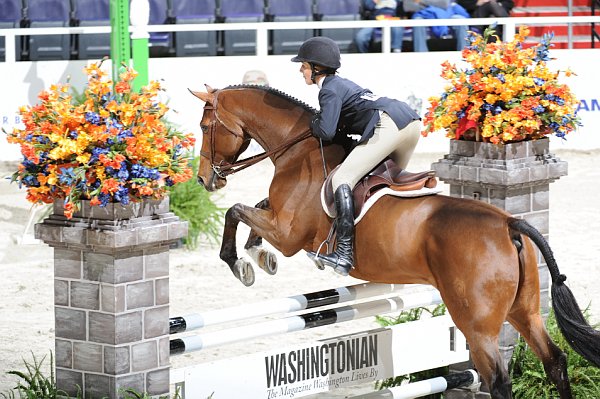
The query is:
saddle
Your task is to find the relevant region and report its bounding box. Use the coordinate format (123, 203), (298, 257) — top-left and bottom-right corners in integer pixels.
(322, 159), (440, 221)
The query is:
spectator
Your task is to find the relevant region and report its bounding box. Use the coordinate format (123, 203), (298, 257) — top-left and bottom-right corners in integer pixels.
(242, 70), (269, 86)
(403, 0), (470, 52)
(457, 0), (513, 40)
(355, 0), (405, 53)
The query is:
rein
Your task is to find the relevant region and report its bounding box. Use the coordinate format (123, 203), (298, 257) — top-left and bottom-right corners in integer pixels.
(201, 91), (313, 178)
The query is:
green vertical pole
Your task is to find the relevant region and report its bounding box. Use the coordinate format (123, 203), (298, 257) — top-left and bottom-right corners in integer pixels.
(110, 0), (131, 80)
(130, 0), (150, 91)
(131, 38), (149, 90)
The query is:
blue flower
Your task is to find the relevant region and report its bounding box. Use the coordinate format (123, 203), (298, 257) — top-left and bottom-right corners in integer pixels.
(115, 186), (129, 205)
(117, 164), (129, 180)
(85, 112), (101, 125)
(496, 74), (505, 83)
(98, 192), (111, 207)
(533, 105), (545, 114)
(23, 175), (39, 187)
(533, 78), (545, 86)
(90, 147), (109, 163)
(68, 130), (78, 139)
(58, 167), (77, 185)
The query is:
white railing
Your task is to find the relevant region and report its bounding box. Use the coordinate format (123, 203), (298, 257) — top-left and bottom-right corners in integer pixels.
(1, 15), (599, 63)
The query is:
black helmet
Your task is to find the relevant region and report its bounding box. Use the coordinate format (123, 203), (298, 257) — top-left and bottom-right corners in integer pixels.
(291, 37), (341, 69)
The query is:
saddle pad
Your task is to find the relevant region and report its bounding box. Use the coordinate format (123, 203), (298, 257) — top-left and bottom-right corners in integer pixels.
(320, 185), (443, 224)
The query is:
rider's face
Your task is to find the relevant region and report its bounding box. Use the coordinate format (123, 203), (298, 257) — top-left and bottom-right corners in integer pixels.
(300, 62), (313, 85)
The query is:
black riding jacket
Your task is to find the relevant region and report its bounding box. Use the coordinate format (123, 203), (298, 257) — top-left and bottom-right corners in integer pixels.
(311, 75), (420, 144)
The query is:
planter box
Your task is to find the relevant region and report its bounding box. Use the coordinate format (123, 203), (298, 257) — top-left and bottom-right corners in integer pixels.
(35, 197), (187, 398)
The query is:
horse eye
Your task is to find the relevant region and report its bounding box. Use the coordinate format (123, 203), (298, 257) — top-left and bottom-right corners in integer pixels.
(200, 125), (208, 133)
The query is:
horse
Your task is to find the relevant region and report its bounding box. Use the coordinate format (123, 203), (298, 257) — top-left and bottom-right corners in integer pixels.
(190, 84), (600, 399)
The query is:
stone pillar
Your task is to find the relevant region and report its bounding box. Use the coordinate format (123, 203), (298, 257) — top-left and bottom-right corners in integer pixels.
(35, 198), (187, 398)
(432, 138), (567, 398)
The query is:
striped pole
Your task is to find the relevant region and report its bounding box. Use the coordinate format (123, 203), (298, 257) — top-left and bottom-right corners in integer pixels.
(170, 289), (442, 355)
(350, 370), (479, 399)
(170, 283), (434, 334)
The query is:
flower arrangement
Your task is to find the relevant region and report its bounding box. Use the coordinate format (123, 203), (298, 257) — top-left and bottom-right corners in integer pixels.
(5, 62), (195, 219)
(422, 26), (581, 144)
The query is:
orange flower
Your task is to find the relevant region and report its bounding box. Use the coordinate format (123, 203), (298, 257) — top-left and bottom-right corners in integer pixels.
(115, 81), (131, 94)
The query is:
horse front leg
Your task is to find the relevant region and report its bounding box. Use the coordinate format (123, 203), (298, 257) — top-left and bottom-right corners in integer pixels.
(221, 202), (283, 286)
(244, 198), (278, 276)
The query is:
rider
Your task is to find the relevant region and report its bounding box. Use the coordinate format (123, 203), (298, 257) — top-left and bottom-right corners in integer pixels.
(291, 36), (421, 276)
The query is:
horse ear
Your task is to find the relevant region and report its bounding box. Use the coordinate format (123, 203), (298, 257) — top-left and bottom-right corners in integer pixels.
(188, 89), (213, 103)
(204, 84), (217, 93)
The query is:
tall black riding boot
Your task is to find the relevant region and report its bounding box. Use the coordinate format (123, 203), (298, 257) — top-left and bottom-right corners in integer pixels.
(309, 184), (355, 276)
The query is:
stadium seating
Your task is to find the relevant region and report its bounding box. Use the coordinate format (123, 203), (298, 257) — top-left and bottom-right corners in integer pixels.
(26, 0), (72, 60)
(172, 0), (217, 57)
(218, 0), (264, 55)
(73, 0), (110, 60)
(268, 0), (315, 55)
(0, 0), (23, 61)
(148, 0), (174, 56)
(315, 0), (361, 53)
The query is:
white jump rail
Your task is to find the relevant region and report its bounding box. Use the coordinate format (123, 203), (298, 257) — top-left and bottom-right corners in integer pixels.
(1, 15), (599, 63)
(350, 369), (479, 399)
(169, 282), (427, 333)
(169, 287), (443, 354)
(169, 284), (471, 398)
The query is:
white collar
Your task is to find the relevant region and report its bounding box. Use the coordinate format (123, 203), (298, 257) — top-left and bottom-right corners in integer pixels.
(316, 75), (326, 89)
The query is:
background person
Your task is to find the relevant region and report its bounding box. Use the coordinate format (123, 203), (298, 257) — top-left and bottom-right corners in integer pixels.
(403, 0), (470, 52)
(355, 0), (405, 53)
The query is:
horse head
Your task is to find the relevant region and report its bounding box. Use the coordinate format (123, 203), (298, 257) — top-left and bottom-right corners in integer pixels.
(190, 85), (251, 191)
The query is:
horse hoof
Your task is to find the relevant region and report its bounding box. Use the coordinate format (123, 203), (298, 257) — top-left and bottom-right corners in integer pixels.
(233, 259), (255, 286)
(246, 246), (278, 275)
(258, 251), (278, 275)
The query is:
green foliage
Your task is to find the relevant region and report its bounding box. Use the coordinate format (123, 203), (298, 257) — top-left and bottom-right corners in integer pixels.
(1, 352), (187, 399)
(509, 309), (600, 398)
(374, 304), (448, 398)
(0, 352), (78, 399)
(167, 155), (225, 249)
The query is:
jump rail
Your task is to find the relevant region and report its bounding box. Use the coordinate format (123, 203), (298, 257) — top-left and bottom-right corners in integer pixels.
(351, 369), (479, 399)
(169, 282), (429, 334)
(169, 284), (470, 398)
(170, 290), (442, 355)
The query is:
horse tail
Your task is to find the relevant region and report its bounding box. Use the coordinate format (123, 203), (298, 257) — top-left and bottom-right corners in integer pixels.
(508, 217), (600, 367)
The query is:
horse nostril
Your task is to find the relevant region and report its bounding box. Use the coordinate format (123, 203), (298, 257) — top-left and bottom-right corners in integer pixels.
(197, 176), (206, 187)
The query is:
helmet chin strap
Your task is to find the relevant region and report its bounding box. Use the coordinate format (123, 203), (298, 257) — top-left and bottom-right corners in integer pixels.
(309, 63), (334, 84)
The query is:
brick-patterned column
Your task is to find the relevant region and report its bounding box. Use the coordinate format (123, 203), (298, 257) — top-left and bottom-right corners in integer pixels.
(35, 198), (187, 398)
(432, 138), (566, 398)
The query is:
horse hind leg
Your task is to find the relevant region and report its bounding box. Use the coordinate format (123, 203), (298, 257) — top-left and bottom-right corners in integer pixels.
(507, 235), (572, 398)
(458, 330), (513, 398)
(244, 198), (278, 275)
(508, 311), (572, 398)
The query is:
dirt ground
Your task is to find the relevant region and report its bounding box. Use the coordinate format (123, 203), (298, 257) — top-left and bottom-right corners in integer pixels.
(0, 150), (598, 396)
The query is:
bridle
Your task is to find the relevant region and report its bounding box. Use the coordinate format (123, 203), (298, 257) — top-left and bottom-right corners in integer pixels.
(200, 90), (313, 178)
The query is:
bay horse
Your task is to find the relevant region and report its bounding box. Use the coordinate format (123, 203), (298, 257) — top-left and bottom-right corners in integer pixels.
(190, 84), (600, 399)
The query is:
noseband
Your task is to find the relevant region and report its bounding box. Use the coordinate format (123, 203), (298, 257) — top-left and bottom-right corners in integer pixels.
(200, 91), (312, 178)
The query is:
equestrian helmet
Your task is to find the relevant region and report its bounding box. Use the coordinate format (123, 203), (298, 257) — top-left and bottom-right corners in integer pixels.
(291, 37), (341, 69)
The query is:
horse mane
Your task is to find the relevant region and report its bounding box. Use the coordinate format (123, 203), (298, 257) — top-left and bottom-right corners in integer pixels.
(222, 84), (354, 153)
(223, 84), (318, 114)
